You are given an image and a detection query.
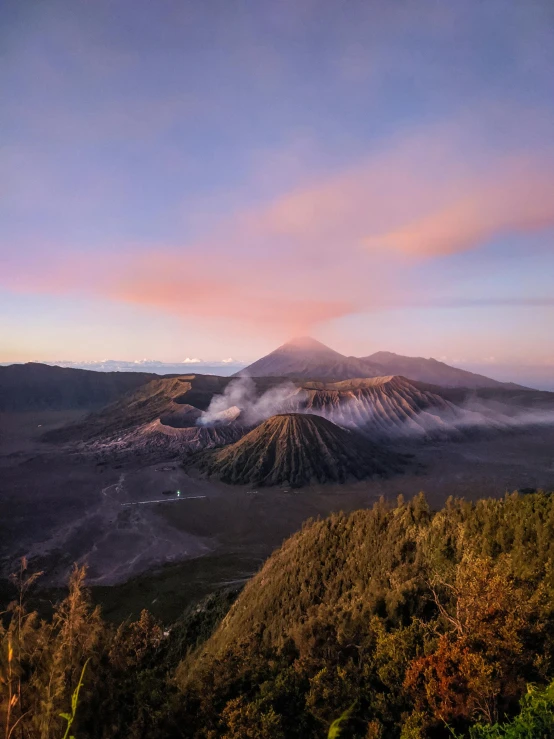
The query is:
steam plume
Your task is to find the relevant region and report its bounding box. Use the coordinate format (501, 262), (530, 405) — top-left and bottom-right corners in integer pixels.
(197, 377), (305, 427)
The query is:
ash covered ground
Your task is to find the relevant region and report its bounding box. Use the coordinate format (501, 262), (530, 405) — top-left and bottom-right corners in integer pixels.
(1, 408), (554, 620)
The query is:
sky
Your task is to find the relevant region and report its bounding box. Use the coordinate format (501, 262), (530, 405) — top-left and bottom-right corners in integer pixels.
(1, 0), (554, 386)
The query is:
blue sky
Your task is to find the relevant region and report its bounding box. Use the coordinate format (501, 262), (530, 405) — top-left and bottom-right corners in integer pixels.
(1, 0), (553, 386)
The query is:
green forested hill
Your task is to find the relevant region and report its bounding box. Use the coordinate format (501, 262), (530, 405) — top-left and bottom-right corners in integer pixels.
(175, 492), (554, 738)
(2, 492), (554, 739)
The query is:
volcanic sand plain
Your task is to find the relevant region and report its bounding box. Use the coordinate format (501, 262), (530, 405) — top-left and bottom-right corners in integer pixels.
(1, 410), (554, 621)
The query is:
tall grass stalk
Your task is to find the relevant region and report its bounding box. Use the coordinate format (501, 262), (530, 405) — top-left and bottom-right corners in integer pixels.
(59, 658), (90, 739)
(327, 703), (355, 738)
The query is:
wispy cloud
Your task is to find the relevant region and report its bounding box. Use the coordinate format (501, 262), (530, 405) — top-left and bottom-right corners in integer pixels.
(365, 159), (554, 257)
(2, 120), (554, 335)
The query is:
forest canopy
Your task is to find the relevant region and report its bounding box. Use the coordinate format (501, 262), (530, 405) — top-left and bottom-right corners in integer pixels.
(2, 490), (554, 738)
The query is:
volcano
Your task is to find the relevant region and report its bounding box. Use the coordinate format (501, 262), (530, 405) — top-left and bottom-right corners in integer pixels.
(190, 412), (405, 487)
(238, 337), (523, 388)
(41, 374), (246, 455)
(236, 336), (382, 382)
(298, 375), (476, 439)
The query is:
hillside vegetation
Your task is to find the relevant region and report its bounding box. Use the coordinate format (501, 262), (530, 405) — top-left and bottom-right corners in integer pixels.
(1, 492), (554, 738)
(176, 491), (554, 738)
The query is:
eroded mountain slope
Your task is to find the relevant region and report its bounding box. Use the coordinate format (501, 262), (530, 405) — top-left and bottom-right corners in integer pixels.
(190, 413), (406, 486)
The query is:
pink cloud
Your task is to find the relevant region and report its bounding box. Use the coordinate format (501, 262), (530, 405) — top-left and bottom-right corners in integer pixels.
(364, 159), (554, 256)
(3, 120), (554, 335)
(233, 133), (554, 260)
(107, 269), (353, 335)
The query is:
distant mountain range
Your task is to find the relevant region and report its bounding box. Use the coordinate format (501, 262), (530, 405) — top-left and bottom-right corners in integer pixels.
(0, 362), (160, 412)
(238, 337), (525, 389)
(0, 358), (245, 376)
(0, 338), (531, 414)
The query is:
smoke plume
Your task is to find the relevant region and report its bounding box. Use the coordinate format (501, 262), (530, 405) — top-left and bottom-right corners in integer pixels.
(197, 376), (305, 427)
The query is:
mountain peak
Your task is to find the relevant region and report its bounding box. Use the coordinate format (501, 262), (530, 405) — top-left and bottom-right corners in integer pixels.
(283, 335), (323, 346)
(236, 336), (361, 379)
(276, 336), (344, 357)
(239, 340), (517, 388)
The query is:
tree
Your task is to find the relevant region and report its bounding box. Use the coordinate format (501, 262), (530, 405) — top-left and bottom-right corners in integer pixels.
(458, 679), (554, 738)
(405, 555), (536, 728)
(220, 696), (285, 739)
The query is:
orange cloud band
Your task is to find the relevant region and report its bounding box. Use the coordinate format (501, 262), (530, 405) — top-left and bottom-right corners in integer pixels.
(3, 124), (554, 334)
